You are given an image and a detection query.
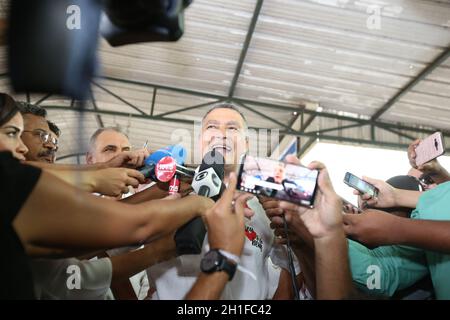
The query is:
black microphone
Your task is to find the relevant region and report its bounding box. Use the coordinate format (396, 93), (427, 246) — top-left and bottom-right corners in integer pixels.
(174, 150), (225, 256)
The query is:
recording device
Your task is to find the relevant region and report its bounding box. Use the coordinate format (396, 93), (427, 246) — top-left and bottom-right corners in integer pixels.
(8, 0), (102, 99)
(237, 154), (319, 208)
(8, 0), (192, 99)
(138, 145), (194, 182)
(343, 172), (378, 198)
(174, 150), (225, 256)
(101, 0), (192, 46)
(414, 132), (445, 167)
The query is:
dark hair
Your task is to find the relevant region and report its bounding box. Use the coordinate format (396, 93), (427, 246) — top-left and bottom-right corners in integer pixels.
(16, 101), (47, 118)
(203, 102), (248, 127)
(384, 175), (422, 217)
(89, 127), (128, 151)
(47, 120), (61, 137)
(0, 93), (20, 127)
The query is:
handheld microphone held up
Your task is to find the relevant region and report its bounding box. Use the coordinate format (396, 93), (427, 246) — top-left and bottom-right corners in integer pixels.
(174, 149), (226, 256)
(138, 145), (194, 181)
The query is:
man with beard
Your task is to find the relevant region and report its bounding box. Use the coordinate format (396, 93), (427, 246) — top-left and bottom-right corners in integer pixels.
(147, 102), (300, 300)
(18, 102), (57, 163)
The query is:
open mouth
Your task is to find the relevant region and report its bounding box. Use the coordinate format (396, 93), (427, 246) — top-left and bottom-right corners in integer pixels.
(210, 144), (232, 154)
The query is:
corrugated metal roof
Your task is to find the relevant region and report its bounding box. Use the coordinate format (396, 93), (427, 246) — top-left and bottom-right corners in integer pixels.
(1, 0), (449, 162)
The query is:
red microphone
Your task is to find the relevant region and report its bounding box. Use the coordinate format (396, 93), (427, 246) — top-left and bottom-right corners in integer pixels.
(155, 156), (180, 195)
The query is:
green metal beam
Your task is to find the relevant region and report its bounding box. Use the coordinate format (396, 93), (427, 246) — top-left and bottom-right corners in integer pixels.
(154, 100), (222, 119)
(236, 101), (296, 133)
(371, 47), (450, 121)
(376, 125), (417, 141)
(298, 137), (317, 158)
(305, 123), (364, 136)
(98, 75), (450, 137)
(91, 81), (147, 115)
(89, 88), (104, 128)
(35, 93), (52, 105)
(228, 0), (264, 98)
(43, 105), (198, 126)
(150, 88), (157, 116)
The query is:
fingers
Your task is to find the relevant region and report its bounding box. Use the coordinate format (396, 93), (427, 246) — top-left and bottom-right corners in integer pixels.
(244, 207), (255, 219)
(342, 213), (355, 226)
(217, 172), (238, 209)
(162, 193), (182, 200)
(265, 208), (284, 218)
(121, 185), (130, 195)
(307, 161), (326, 171)
(234, 193), (253, 226)
(261, 200), (280, 210)
(126, 169), (146, 184)
(285, 154), (301, 165)
(125, 177), (140, 188)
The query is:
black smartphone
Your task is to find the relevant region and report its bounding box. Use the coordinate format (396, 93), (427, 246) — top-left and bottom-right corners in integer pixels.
(343, 172), (378, 198)
(236, 154), (319, 208)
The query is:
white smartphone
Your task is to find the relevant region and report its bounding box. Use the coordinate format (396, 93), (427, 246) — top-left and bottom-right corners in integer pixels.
(415, 132), (445, 167)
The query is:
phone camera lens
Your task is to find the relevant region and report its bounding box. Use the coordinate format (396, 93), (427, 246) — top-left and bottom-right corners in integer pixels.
(434, 139), (438, 150)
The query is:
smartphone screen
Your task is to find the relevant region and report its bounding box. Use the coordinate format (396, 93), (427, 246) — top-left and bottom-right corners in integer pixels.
(344, 172), (378, 198)
(236, 154), (319, 207)
(415, 132), (445, 167)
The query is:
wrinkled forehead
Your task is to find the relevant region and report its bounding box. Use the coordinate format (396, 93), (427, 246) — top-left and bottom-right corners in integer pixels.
(95, 130), (130, 149)
(22, 114), (49, 131)
(202, 108), (247, 129)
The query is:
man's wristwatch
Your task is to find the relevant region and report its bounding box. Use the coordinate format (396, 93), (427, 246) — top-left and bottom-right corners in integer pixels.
(200, 249), (237, 281)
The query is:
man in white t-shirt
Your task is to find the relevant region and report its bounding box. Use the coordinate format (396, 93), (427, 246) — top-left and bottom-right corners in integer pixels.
(31, 126), (171, 300)
(147, 103), (300, 300)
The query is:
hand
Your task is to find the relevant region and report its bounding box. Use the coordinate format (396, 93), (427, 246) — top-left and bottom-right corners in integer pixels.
(408, 139), (443, 174)
(234, 191), (255, 219)
(188, 195), (215, 216)
(343, 203), (361, 214)
(354, 176), (397, 209)
(91, 168), (146, 196)
(279, 158), (343, 240)
(343, 208), (402, 247)
(205, 172), (252, 256)
(105, 148), (150, 169)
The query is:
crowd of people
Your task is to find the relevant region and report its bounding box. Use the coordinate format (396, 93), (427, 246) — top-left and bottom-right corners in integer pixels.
(1, 92), (449, 300)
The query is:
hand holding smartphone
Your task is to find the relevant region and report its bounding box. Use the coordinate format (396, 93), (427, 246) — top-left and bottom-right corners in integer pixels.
(236, 154), (319, 208)
(414, 132), (445, 167)
(343, 172), (378, 198)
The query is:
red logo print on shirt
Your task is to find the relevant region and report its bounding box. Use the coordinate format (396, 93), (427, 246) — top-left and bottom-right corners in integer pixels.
(244, 225), (262, 251)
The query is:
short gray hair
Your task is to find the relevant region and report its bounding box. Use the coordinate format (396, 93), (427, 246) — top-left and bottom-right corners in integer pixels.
(202, 102), (248, 129)
(88, 127), (128, 151)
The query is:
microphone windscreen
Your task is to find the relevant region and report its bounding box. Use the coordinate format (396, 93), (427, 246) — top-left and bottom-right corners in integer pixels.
(199, 149), (225, 180)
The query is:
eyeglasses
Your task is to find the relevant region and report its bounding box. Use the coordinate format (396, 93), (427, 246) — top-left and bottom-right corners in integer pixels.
(23, 129), (58, 148)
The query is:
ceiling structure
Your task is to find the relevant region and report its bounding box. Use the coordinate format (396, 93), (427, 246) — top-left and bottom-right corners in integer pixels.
(1, 0), (450, 164)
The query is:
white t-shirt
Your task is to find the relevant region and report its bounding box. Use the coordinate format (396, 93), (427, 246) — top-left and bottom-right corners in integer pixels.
(31, 187), (151, 300)
(31, 257), (114, 300)
(146, 197), (297, 300)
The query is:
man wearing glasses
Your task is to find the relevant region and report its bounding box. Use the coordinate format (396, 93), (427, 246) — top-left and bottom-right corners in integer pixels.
(17, 102), (58, 163)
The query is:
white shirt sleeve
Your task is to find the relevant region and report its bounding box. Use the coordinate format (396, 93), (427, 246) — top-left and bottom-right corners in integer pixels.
(269, 244), (301, 275)
(31, 257), (113, 300)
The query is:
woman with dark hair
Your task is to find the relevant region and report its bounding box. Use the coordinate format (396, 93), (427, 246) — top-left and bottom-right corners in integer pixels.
(0, 93), (29, 159)
(0, 93), (214, 299)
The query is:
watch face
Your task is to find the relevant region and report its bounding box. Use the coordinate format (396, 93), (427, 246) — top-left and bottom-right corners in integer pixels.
(201, 250), (220, 272)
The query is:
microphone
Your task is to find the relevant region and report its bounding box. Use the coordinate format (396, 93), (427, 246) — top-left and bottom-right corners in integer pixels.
(191, 150), (226, 201)
(174, 149), (226, 256)
(138, 145), (194, 181)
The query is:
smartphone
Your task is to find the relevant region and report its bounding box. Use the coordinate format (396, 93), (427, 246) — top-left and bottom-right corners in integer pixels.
(236, 154), (319, 207)
(415, 132), (445, 167)
(343, 172), (378, 198)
